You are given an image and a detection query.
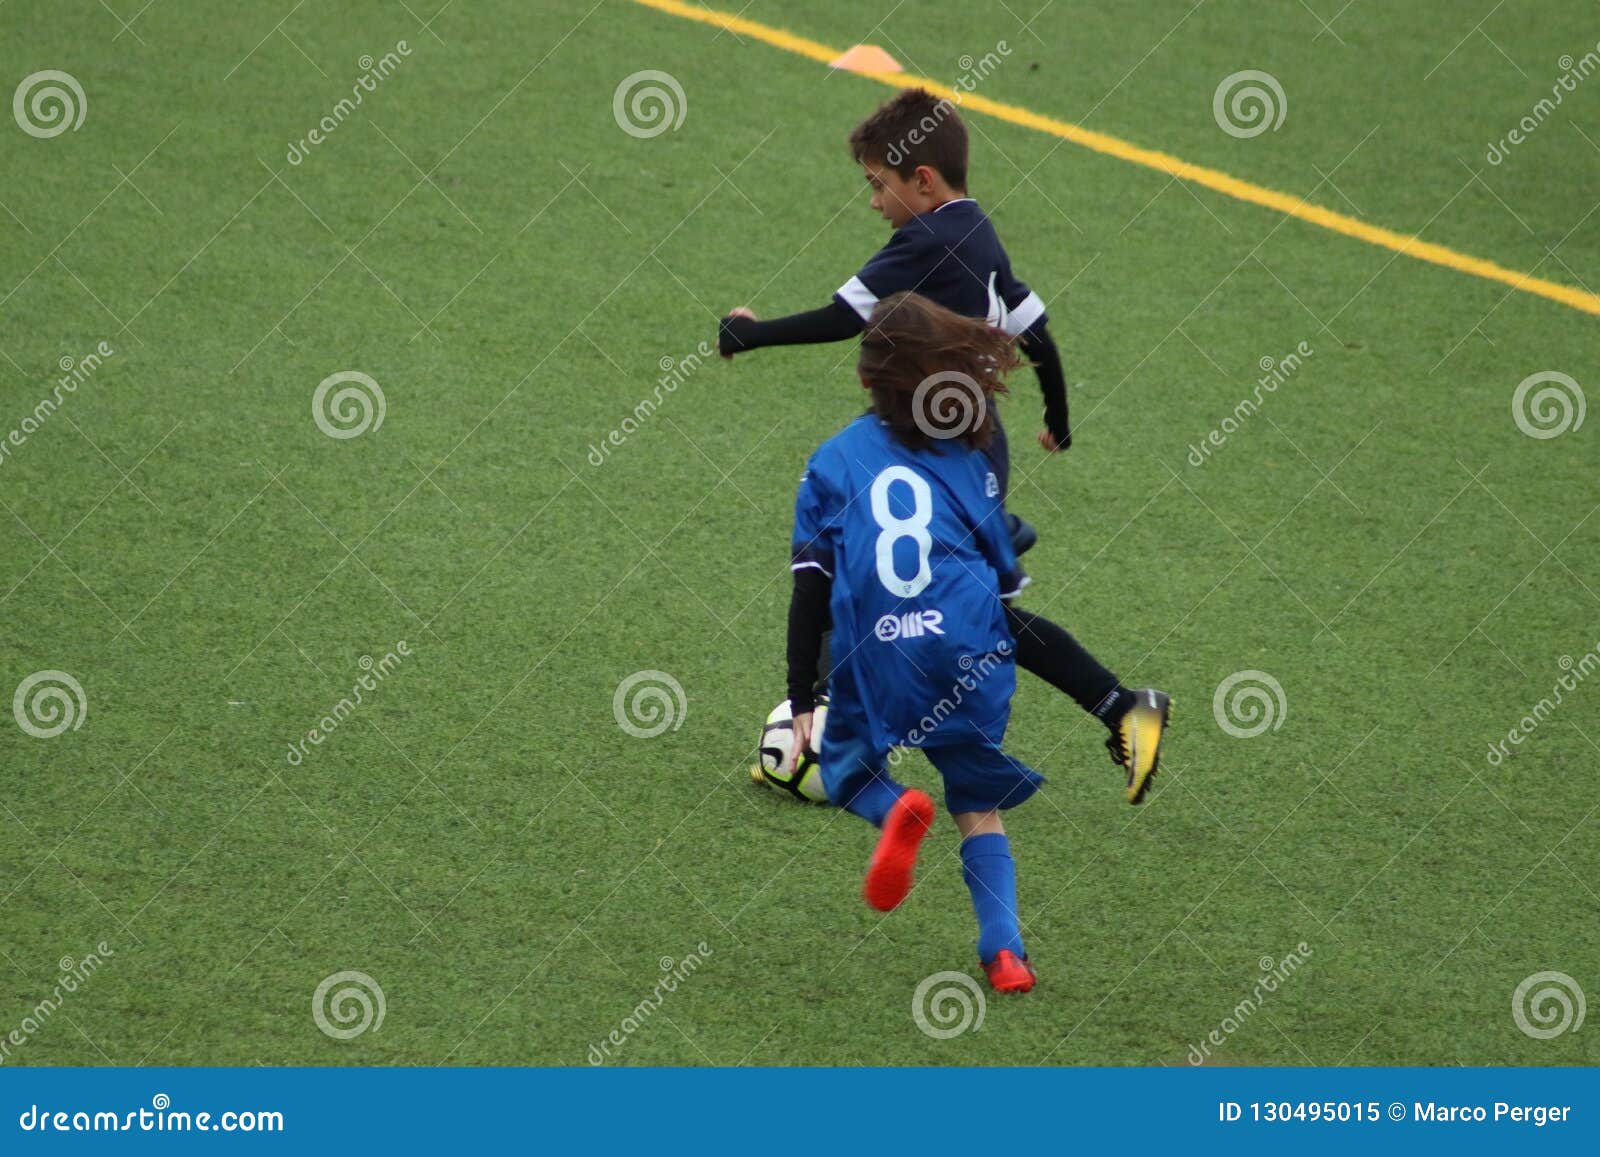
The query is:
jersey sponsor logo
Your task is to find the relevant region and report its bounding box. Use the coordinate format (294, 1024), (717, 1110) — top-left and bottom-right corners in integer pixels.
(985, 472), (999, 497)
(874, 608), (945, 642)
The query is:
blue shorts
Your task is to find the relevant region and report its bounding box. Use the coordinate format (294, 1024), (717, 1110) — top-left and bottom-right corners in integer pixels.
(819, 712), (1044, 824)
(925, 741), (1044, 815)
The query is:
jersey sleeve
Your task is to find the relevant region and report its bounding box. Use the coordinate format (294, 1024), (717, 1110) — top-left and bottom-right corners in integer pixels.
(790, 457), (839, 578)
(993, 254), (1047, 337)
(970, 461), (1029, 599)
(835, 229), (926, 322)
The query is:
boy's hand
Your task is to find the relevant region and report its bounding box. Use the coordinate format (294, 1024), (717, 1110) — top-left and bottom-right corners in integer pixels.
(785, 710), (814, 776)
(1037, 428), (1071, 452)
(719, 307), (758, 359)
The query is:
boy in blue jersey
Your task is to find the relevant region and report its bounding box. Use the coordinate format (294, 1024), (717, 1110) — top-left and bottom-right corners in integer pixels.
(784, 292), (1056, 992)
(728, 88), (1168, 801)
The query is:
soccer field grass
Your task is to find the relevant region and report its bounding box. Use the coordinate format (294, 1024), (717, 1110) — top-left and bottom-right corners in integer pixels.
(1, 0), (1596, 1068)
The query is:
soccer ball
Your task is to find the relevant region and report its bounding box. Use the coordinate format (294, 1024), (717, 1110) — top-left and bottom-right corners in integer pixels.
(750, 696), (830, 804)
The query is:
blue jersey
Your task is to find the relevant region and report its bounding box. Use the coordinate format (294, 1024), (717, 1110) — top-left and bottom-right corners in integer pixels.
(792, 414), (1028, 752)
(835, 199), (1047, 336)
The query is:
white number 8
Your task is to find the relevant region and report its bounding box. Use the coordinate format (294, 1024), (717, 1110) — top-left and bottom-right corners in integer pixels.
(870, 466), (933, 597)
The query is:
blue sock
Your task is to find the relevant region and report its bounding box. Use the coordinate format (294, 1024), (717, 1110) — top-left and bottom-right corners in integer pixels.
(961, 833), (1024, 963)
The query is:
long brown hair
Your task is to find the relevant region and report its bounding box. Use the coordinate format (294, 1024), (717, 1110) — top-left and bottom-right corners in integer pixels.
(857, 291), (1019, 450)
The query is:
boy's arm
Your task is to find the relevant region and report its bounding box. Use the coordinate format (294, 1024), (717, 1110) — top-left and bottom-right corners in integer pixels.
(1018, 322), (1071, 451)
(722, 227), (921, 357)
(788, 461), (838, 713)
(719, 301), (863, 358)
(786, 566), (830, 713)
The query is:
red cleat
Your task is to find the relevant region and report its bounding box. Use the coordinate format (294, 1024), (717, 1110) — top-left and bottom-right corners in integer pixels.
(983, 950), (1037, 994)
(863, 789), (935, 911)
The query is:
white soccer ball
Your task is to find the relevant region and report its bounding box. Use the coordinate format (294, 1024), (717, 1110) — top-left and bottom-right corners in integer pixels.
(752, 697), (830, 804)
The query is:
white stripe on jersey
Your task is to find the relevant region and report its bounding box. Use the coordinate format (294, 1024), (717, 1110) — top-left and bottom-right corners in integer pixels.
(1000, 289), (1046, 336)
(836, 275), (879, 321)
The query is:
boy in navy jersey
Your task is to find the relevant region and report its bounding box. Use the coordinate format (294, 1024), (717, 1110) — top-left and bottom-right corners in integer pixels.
(726, 89), (1168, 801)
(721, 89), (1064, 543)
(785, 293), (1046, 990)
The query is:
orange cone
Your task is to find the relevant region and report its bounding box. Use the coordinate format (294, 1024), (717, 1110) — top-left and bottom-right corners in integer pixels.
(828, 44), (902, 75)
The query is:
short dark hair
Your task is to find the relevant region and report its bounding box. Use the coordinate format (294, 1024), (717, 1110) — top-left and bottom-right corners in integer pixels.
(848, 88), (968, 190)
(858, 292), (1016, 451)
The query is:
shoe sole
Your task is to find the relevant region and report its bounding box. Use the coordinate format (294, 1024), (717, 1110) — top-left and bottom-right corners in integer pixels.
(994, 982), (1035, 994)
(1125, 692), (1171, 805)
(989, 973), (1036, 994)
(864, 791), (935, 911)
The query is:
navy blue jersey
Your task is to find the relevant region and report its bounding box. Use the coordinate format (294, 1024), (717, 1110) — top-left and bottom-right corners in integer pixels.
(835, 199), (1046, 336)
(792, 414), (1027, 751)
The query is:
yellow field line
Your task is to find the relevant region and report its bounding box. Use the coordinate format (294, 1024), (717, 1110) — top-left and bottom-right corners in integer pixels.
(634, 0), (1600, 318)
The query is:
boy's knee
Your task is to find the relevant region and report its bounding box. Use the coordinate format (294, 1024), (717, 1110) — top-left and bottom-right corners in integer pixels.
(954, 809), (1005, 838)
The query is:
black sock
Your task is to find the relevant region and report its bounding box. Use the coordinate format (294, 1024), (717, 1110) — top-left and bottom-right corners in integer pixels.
(1091, 686), (1138, 727)
(1004, 605), (1126, 726)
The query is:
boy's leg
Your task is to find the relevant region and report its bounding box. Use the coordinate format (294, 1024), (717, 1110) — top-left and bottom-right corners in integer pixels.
(864, 782), (935, 912)
(818, 722), (902, 827)
(927, 743), (1041, 992)
(954, 810), (1025, 963)
(1005, 604), (1127, 721)
(1004, 605), (1172, 804)
(818, 703), (934, 911)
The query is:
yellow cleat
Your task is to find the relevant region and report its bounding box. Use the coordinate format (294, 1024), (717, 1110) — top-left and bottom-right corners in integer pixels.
(1106, 689), (1171, 804)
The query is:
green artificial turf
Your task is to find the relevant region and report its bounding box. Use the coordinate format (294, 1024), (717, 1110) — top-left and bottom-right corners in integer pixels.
(0, 0), (1595, 1067)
